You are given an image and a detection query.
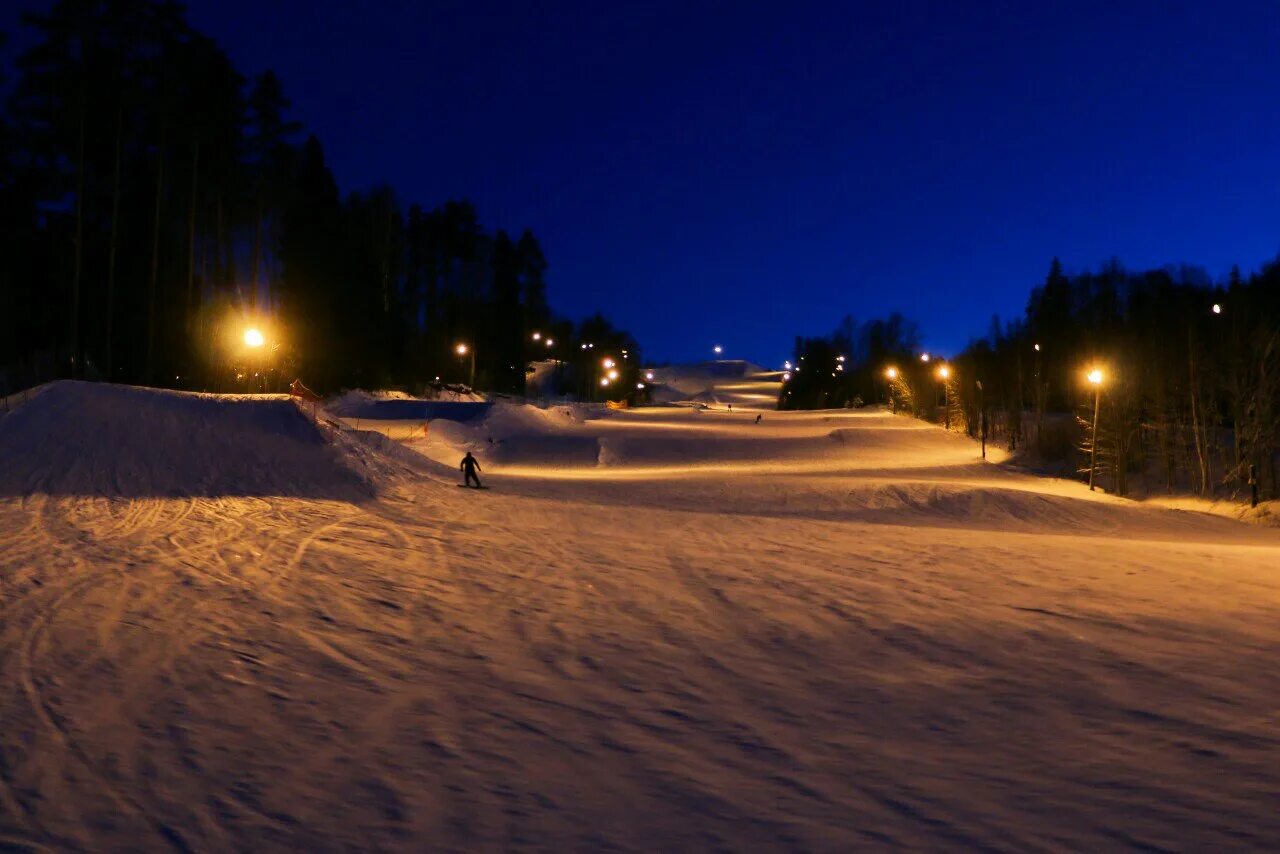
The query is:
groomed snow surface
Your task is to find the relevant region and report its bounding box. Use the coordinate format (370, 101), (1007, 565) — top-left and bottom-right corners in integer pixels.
(1, 371), (1279, 850)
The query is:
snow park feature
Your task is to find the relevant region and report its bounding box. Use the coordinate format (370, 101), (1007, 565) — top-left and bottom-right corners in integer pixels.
(1, 369), (1279, 850)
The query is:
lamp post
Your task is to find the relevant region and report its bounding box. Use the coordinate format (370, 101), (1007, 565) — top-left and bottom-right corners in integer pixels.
(1087, 368), (1104, 491)
(884, 366), (898, 413)
(239, 326), (267, 391)
(456, 343), (475, 388)
(976, 379), (986, 459)
(937, 365), (951, 429)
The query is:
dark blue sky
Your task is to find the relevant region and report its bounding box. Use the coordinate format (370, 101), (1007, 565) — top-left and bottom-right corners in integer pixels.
(7, 2), (1280, 365)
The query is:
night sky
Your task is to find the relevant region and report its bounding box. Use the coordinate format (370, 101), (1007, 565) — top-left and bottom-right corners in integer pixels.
(6, 1), (1280, 365)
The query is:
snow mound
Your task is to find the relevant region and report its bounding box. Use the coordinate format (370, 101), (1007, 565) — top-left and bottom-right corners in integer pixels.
(0, 381), (430, 498)
(327, 388), (486, 418)
(333, 397), (492, 422)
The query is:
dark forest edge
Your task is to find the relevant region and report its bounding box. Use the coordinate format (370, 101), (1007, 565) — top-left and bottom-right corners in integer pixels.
(0, 0), (642, 399)
(781, 258), (1280, 505)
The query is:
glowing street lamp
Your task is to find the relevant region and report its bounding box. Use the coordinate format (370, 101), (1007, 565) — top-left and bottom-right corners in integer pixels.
(937, 365), (952, 428)
(531, 331), (542, 341)
(545, 338), (554, 347)
(645, 370), (655, 381)
(244, 328), (265, 348)
(607, 369), (619, 380)
(782, 372), (791, 382)
(885, 366), (898, 379)
(1087, 367), (1105, 490)
(600, 377), (610, 387)
(713, 345), (723, 355)
(1212, 303), (1222, 315)
(920, 352), (931, 362)
(1034, 343), (1041, 352)
(603, 358), (615, 369)
(456, 342), (476, 387)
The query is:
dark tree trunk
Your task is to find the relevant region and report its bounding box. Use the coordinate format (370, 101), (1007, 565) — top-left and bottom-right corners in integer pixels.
(252, 200), (264, 310)
(70, 104), (86, 376)
(105, 104), (123, 380)
(146, 141), (165, 385)
(186, 140), (199, 317)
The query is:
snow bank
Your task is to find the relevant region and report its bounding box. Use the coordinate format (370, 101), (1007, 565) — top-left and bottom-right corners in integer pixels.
(328, 390), (492, 423)
(0, 381), (432, 498)
(327, 388), (485, 418)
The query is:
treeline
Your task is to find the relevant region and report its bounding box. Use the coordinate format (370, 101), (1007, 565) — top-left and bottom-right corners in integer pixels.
(778, 313), (921, 410)
(785, 258), (1280, 503)
(949, 259), (1280, 501)
(0, 0), (634, 396)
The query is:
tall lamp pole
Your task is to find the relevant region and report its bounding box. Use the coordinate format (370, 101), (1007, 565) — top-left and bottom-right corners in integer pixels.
(456, 343), (475, 388)
(1087, 368), (1104, 490)
(937, 365), (951, 429)
(976, 379), (985, 459)
(884, 366), (898, 413)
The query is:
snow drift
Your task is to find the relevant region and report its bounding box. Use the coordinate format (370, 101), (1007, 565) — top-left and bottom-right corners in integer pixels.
(0, 381), (433, 498)
(326, 388), (486, 418)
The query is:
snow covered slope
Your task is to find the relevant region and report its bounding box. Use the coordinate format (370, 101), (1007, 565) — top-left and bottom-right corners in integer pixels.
(647, 359), (779, 408)
(2, 390), (1279, 850)
(0, 381), (434, 498)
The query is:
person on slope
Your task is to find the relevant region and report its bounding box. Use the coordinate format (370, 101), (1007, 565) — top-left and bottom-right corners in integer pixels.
(755, 414), (762, 424)
(460, 451), (483, 488)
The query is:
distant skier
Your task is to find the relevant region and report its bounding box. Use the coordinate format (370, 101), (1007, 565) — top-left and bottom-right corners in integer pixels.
(755, 414), (762, 424)
(460, 451), (483, 488)
(727, 403), (732, 411)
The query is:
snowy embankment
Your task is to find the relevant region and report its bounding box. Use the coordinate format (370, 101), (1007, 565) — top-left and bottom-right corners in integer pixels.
(0, 381), (439, 498)
(1, 374), (1279, 849)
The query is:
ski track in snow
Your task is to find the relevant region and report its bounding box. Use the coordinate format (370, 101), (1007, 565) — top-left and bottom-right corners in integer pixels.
(2, 377), (1280, 850)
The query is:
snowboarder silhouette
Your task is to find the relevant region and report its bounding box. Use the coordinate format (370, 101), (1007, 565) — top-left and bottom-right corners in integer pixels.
(460, 451), (483, 488)
(755, 414), (762, 424)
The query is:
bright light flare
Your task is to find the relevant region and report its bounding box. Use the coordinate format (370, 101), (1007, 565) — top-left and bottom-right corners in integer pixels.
(645, 370), (655, 381)
(920, 353), (930, 362)
(1034, 343), (1041, 352)
(713, 345), (723, 354)
(531, 331), (542, 340)
(546, 338), (554, 347)
(885, 367), (898, 379)
(455, 343), (469, 355)
(607, 369), (619, 380)
(603, 358), (615, 369)
(782, 372), (792, 382)
(600, 377), (610, 386)
(937, 365), (950, 380)
(1212, 303), (1222, 314)
(1087, 368), (1104, 386)
(244, 328), (265, 348)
